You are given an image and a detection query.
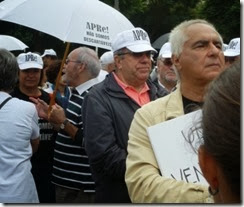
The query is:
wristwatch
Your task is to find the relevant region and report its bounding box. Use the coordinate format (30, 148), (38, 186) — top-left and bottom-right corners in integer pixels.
(60, 119), (68, 130)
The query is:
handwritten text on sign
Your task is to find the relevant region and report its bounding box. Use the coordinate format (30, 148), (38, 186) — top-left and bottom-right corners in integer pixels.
(147, 110), (208, 185)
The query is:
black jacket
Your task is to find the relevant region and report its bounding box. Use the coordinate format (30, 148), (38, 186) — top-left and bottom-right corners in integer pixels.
(82, 73), (161, 203)
(151, 77), (169, 97)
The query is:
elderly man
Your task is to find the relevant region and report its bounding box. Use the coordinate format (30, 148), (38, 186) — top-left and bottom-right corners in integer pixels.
(152, 42), (178, 96)
(31, 47), (101, 203)
(125, 19), (225, 203)
(82, 27), (161, 203)
(100, 50), (115, 73)
(97, 51), (115, 82)
(224, 37), (240, 69)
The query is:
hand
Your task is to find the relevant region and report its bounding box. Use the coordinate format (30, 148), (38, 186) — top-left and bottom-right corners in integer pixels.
(48, 104), (66, 125)
(29, 97), (49, 120)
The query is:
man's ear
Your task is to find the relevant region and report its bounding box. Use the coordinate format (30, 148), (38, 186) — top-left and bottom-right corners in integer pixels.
(171, 54), (181, 72)
(114, 55), (122, 70)
(198, 145), (219, 189)
(78, 62), (86, 72)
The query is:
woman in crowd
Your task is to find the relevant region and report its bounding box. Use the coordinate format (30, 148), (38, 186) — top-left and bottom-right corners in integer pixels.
(11, 52), (56, 203)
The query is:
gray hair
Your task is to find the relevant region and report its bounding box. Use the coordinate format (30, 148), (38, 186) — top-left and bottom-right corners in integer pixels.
(77, 47), (101, 77)
(0, 49), (19, 92)
(169, 19), (223, 58)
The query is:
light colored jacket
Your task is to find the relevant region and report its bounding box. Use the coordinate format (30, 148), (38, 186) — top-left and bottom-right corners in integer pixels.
(125, 84), (212, 203)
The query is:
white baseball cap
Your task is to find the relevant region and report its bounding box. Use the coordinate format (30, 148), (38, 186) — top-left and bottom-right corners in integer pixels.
(17, 52), (43, 70)
(222, 43), (228, 52)
(100, 51), (114, 65)
(41, 49), (57, 57)
(224, 38), (240, 57)
(112, 27), (156, 53)
(159, 42), (172, 58)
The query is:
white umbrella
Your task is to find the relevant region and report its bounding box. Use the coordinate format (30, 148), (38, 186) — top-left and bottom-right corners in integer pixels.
(0, 0), (134, 50)
(0, 34), (28, 51)
(0, 0), (134, 110)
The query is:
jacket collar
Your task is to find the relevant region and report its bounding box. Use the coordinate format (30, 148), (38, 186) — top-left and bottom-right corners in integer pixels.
(104, 73), (159, 100)
(165, 83), (184, 121)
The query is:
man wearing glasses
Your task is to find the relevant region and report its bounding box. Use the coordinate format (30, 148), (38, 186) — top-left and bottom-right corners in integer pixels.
(82, 28), (162, 203)
(31, 47), (101, 203)
(224, 37), (240, 69)
(153, 42), (178, 96)
(125, 19), (225, 203)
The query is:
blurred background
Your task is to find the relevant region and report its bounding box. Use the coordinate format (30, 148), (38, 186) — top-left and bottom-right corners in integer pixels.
(0, 0), (240, 58)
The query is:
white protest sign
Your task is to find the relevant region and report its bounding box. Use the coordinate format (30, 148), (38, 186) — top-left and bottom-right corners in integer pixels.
(147, 110), (208, 185)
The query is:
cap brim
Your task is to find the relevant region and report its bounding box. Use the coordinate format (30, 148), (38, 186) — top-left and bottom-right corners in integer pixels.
(161, 53), (172, 58)
(126, 44), (157, 53)
(41, 53), (57, 57)
(224, 50), (240, 57)
(19, 63), (43, 70)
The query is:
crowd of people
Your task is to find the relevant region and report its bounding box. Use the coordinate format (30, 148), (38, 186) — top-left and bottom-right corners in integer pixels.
(0, 18), (240, 204)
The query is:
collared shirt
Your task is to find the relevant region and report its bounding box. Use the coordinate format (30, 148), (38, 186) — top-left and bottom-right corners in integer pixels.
(157, 78), (177, 93)
(74, 77), (100, 96)
(113, 72), (150, 106)
(52, 78), (100, 192)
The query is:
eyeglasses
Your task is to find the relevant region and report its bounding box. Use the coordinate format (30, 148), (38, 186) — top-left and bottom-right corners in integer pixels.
(225, 56), (237, 64)
(65, 59), (81, 64)
(160, 58), (173, 66)
(117, 51), (154, 58)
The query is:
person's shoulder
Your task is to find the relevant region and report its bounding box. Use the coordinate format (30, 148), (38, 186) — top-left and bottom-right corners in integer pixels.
(11, 97), (36, 112)
(141, 95), (168, 112)
(88, 77), (107, 94)
(137, 91), (176, 118)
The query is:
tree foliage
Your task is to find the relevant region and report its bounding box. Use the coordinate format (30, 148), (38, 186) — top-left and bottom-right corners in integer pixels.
(100, 0), (240, 43)
(0, 0), (240, 55)
(196, 0), (240, 42)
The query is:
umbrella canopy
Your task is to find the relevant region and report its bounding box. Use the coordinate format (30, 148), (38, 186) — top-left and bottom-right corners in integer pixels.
(152, 33), (170, 50)
(0, 34), (28, 51)
(0, 0), (134, 50)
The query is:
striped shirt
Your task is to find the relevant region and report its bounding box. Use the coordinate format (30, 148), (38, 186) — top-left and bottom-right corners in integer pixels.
(52, 78), (100, 193)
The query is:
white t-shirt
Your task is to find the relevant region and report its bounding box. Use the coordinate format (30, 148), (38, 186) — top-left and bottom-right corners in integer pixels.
(0, 92), (39, 203)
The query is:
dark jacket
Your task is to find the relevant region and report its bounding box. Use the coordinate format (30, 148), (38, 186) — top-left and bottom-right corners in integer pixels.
(82, 73), (161, 203)
(151, 77), (169, 97)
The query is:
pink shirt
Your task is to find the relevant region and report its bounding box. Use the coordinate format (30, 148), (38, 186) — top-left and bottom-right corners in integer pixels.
(113, 72), (150, 106)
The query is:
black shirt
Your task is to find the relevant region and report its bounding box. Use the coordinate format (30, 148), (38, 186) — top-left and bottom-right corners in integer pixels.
(182, 95), (203, 114)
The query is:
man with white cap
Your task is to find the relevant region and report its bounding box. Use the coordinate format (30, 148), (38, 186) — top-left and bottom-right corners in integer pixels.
(100, 50), (115, 73)
(152, 42), (177, 96)
(41, 49), (58, 89)
(125, 19), (225, 203)
(41, 49), (57, 67)
(11, 52), (56, 203)
(96, 50), (114, 82)
(82, 27), (161, 203)
(224, 37), (240, 68)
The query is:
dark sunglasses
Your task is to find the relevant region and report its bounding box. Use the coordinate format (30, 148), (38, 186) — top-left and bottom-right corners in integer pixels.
(117, 51), (154, 58)
(160, 58), (173, 66)
(225, 56), (237, 64)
